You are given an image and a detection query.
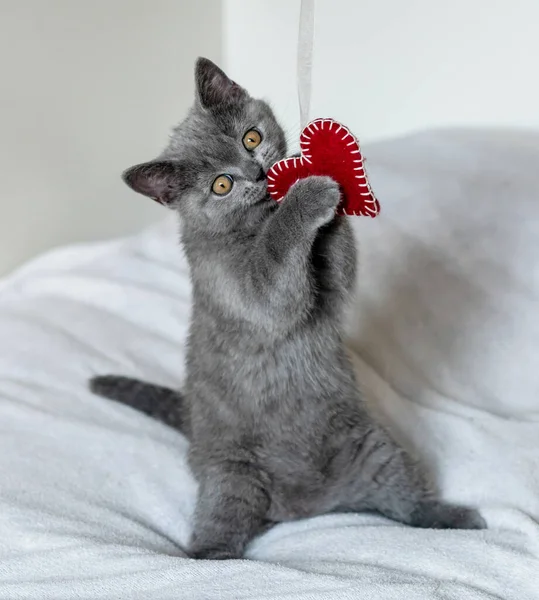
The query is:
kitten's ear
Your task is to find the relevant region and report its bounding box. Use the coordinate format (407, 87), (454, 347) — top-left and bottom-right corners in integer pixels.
(122, 160), (184, 206)
(195, 57), (247, 109)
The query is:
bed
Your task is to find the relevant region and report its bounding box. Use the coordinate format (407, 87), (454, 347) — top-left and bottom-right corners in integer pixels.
(0, 129), (537, 599)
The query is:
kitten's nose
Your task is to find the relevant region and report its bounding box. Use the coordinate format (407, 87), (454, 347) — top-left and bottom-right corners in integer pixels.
(255, 166), (266, 182)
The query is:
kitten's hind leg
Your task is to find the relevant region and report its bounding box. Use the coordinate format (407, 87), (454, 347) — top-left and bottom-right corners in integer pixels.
(406, 499), (486, 530)
(189, 458), (271, 559)
(340, 425), (486, 530)
(90, 375), (187, 434)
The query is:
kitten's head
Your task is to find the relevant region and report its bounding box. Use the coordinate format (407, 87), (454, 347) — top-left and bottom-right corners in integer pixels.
(123, 58), (287, 234)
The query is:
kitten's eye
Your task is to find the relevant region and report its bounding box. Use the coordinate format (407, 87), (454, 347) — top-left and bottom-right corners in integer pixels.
(242, 128), (262, 151)
(212, 174), (234, 196)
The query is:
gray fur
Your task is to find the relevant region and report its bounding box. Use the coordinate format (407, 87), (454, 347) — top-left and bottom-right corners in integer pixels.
(90, 375), (187, 433)
(90, 57), (485, 560)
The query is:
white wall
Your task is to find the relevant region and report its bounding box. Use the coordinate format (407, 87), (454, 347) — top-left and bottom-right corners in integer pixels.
(223, 1), (302, 149)
(223, 0), (539, 146)
(0, 0), (221, 276)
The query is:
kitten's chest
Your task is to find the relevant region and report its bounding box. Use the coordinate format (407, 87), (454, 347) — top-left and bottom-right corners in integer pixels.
(215, 330), (339, 400)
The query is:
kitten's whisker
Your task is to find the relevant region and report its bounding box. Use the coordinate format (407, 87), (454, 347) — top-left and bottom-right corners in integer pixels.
(284, 123), (302, 153)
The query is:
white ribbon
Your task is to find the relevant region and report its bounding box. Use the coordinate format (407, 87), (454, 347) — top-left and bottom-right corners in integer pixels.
(297, 0), (315, 129)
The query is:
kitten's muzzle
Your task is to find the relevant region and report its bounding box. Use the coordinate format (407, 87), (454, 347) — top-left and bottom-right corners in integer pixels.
(244, 161), (266, 183)
(254, 166), (266, 182)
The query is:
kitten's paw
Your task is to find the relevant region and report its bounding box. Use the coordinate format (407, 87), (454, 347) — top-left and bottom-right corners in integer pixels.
(452, 507), (487, 530)
(411, 501), (487, 530)
(189, 545), (242, 560)
(288, 175), (341, 226)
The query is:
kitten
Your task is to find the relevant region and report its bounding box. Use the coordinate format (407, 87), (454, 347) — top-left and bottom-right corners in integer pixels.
(91, 58), (485, 560)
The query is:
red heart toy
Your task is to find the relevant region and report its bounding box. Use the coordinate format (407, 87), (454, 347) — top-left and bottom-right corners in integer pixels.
(267, 118), (380, 217)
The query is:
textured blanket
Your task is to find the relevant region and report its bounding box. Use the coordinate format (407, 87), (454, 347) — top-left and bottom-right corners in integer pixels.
(0, 129), (537, 599)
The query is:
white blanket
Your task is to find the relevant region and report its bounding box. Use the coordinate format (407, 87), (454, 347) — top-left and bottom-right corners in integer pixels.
(0, 129), (538, 599)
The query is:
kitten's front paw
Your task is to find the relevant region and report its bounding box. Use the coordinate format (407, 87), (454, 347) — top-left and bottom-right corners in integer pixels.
(288, 175), (341, 227)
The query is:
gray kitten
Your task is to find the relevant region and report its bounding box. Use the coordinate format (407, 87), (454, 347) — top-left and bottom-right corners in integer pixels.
(91, 58), (485, 560)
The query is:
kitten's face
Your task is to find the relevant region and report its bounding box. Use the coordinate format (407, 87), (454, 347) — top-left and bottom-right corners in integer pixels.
(123, 58), (287, 233)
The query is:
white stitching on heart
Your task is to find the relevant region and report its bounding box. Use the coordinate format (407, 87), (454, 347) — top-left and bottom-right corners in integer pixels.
(270, 118), (379, 217)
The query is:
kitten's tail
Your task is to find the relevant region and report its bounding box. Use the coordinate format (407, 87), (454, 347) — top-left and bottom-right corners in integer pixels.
(90, 375), (187, 434)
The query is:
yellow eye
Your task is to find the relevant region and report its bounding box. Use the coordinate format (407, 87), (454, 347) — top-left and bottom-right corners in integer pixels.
(212, 174), (234, 196)
(242, 128), (262, 151)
